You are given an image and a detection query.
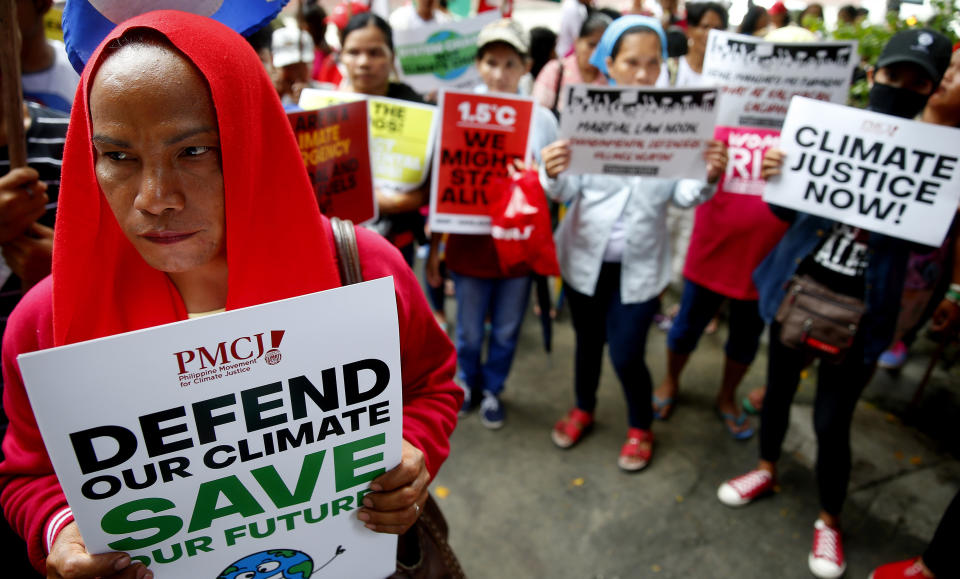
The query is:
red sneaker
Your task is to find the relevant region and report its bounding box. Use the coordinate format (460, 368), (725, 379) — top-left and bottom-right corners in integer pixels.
(717, 469), (774, 507)
(869, 558), (930, 579)
(809, 519), (846, 579)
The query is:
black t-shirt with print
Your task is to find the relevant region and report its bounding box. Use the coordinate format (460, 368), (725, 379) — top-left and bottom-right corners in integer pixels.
(798, 223), (871, 298)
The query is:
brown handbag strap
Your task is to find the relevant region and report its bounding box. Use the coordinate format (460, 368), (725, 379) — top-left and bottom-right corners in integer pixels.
(331, 217), (363, 285)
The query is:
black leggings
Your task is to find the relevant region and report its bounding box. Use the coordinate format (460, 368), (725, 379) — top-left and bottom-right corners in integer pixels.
(759, 323), (872, 516)
(924, 489), (960, 577)
(565, 263), (659, 429)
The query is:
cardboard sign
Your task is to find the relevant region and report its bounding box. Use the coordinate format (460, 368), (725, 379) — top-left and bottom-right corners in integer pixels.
(558, 85), (718, 178)
(765, 97), (960, 247)
(288, 101), (377, 224)
(19, 279), (404, 578)
(715, 125), (780, 196)
(701, 30), (857, 130)
(300, 89), (438, 193)
(429, 89), (535, 234)
(393, 12), (499, 94)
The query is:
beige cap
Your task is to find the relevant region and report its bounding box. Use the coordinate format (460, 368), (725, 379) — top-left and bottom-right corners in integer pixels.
(477, 19), (529, 56)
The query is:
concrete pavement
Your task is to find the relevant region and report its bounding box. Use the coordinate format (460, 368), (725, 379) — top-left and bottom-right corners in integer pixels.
(430, 304), (960, 578)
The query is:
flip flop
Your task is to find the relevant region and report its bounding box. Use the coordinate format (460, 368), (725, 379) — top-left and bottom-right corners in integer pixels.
(716, 408), (755, 441)
(742, 396), (760, 415)
(651, 394), (675, 421)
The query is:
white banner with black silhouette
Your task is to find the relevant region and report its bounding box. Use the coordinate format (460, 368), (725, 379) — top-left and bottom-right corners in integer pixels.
(701, 30), (857, 130)
(558, 85), (719, 178)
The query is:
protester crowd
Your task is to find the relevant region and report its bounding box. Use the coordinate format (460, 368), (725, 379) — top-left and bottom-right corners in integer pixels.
(0, 0), (957, 578)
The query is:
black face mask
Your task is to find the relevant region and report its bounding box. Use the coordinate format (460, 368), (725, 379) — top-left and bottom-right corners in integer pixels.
(867, 83), (930, 119)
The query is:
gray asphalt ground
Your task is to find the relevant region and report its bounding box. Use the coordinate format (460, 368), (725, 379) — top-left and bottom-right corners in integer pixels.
(430, 295), (960, 579)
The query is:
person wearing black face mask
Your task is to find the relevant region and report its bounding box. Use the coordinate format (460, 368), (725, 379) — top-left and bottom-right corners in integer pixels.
(716, 28), (952, 579)
(868, 29), (953, 119)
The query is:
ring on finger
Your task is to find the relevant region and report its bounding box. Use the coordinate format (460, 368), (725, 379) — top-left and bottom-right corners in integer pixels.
(413, 503), (421, 517)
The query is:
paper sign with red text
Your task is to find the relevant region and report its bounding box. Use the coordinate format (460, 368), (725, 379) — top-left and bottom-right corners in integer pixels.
(429, 90), (535, 234)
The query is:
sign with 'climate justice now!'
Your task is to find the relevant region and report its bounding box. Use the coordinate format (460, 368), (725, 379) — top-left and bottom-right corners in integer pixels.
(429, 89), (535, 234)
(765, 97), (960, 247)
(19, 279), (403, 578)
(558, 85), (719, 178)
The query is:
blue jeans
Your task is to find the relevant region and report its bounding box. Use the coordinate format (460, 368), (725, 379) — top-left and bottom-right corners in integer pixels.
(452, 273), (532, 397)
(565, 263), (660, 429)
(667, 279), (765, 365)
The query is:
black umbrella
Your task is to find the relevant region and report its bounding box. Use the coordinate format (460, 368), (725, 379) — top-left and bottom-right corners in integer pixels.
(534, 275), (553, 353)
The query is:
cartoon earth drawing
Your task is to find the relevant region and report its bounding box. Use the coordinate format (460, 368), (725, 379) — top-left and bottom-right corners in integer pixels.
(218, 549), (313, 579)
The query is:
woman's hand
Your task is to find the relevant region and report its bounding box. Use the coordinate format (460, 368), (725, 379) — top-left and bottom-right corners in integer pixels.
(704, 140), (729, 185)
(540, 140), (571, 179)
(761, 148), (786, 181)
(46, 522), (152, 579)
(357, 439), (430, 535)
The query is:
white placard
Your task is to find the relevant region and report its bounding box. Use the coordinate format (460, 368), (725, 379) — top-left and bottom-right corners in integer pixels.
(701, 30), (857, 130)
(393, 12), (499, 94)
(558, 85), (718, 178)
(19, 278), (403, 578)
(764, 97), (960, 247)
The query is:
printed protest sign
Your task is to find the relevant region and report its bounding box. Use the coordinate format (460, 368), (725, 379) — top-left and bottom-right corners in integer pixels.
(19, 278), (404, 578)
(393, 12), (499, 94)
(289, 101), (377, 224)
(765, 97), (960, 247)
(715, 125), (780, 195)
(429, 89), (535, 234)
(701, 30), (857, 130)
(558, 85), (718, 178)
(300, 89), (438, 192)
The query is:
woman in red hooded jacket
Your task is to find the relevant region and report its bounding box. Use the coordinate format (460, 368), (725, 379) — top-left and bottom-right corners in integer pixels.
(0, 11), (461, 578)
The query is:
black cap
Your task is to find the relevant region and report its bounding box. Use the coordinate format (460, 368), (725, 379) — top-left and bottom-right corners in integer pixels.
(876, 29), (953, 85)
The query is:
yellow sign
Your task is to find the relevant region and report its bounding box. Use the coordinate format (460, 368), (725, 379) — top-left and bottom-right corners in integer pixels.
(44, 7), (64, 42)
(300, 88), (437, 191)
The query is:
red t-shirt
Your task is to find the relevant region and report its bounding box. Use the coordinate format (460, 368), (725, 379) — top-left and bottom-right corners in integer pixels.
(683, 188), (789, 301)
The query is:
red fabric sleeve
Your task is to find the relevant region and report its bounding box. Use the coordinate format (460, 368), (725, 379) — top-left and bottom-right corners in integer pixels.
(0, 276), (71, 573)
(353, 228), (463, 478)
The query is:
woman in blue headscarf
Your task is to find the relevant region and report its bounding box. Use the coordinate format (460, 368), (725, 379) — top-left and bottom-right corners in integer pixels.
(540, 16), (728, 471)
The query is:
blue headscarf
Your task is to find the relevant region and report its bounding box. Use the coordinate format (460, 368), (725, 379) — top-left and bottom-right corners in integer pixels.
(589, 15), (668, 80)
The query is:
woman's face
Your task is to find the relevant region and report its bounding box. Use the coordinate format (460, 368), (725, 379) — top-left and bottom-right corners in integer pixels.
(687, 10), (724, 58)
(341, 24), (393, 95)
(89, 44), (226, 277)
(605, 32), (662, 87)
(477, 43), (529, 94)
(575, 28), (605, 74)
(927, 50), (960, 115)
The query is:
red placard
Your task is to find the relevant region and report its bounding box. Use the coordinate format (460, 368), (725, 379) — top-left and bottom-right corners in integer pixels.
(429, 90), (535, 234)
(288, 100), (377, 224)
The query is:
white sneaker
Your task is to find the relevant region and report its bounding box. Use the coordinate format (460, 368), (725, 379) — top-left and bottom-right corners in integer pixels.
(808, 519), (847, 578)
